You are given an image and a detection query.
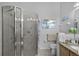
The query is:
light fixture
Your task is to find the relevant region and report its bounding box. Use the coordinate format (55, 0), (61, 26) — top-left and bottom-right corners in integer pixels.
(74, 2), (79, 7)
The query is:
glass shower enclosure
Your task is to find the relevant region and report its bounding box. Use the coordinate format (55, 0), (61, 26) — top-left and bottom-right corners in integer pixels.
(2, 6), (23, 56)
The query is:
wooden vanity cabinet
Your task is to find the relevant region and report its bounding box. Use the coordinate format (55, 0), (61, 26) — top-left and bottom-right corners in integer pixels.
(60, 44), (69, 56)
(60, 44), (78, 56)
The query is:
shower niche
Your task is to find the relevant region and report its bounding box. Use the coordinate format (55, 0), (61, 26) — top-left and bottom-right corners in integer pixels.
(2, 6), (23, 56)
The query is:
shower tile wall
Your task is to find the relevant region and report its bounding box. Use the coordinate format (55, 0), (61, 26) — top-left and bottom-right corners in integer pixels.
(23, 16), (38, 56)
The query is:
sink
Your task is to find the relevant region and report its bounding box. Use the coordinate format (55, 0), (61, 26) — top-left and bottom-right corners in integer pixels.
(70, 45), (79, 51)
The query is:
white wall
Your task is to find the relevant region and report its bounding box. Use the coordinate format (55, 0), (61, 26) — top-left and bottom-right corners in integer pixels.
(0, 2), (60, 19)
(60, 2), (75, 33)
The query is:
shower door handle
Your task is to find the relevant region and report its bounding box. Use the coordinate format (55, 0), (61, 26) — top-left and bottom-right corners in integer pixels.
(27, 31), (31, 33)
(11, 37), (15, 44)
(15, 41), (22, 45)
(20, 41), (24, 56)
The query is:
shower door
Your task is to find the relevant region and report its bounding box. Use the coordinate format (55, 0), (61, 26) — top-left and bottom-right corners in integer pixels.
(2, 6), (23, 56)
(2, 6), (15, 56)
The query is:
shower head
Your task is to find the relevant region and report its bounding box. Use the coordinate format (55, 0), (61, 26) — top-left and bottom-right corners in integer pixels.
(6, 6), (14, 12)
(7, 8), (14, 11)
(74, 2), (79, 8)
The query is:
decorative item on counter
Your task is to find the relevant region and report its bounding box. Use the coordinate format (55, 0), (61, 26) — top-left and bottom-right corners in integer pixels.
(68, 27), (77, 34)
(58, 33), (67, 42)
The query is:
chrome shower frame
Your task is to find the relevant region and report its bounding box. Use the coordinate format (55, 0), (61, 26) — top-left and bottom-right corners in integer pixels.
(14, 6), (24, 56)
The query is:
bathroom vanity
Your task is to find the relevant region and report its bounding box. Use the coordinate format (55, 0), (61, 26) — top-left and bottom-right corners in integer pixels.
(59, 42), (79, 56)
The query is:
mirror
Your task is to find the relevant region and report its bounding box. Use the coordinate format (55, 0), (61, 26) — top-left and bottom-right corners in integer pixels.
(41, 19), (56, 29)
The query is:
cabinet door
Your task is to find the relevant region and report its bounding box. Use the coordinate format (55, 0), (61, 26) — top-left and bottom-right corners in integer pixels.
(60, 45), (64, 56)
(70, 51), (77, 56)
(60, 45), (62, 56)
(64, 48), (69, 56)
(60, 44), (69, 56)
